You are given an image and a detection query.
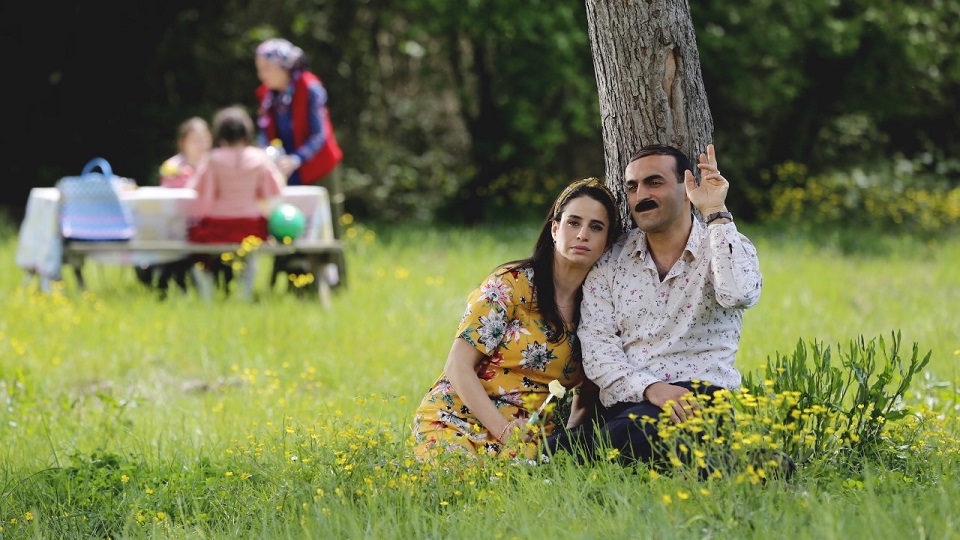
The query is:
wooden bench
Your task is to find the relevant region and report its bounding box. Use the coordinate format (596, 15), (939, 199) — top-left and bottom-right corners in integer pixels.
(63, 239), (346, 305)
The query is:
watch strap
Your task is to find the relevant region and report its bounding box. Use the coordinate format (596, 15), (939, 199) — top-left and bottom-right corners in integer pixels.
(705, 211), (734, 224)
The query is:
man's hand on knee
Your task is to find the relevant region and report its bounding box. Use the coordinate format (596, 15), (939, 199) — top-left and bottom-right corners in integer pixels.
(643, 382), (699, 424)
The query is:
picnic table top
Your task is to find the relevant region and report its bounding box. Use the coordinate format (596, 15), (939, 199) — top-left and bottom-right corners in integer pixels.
(64, 239), (343, 254)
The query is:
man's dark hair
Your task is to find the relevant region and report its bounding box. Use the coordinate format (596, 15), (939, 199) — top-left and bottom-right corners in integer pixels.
(627, 144), (694, 183)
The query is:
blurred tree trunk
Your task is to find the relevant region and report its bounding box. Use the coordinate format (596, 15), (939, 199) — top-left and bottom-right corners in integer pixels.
(585, 0), (713, 218)
(439, 34), (513, 223)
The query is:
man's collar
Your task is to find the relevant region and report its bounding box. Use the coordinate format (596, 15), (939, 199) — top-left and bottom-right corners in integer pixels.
(629, 214), (704, 260)
(628, 227), (648, 259)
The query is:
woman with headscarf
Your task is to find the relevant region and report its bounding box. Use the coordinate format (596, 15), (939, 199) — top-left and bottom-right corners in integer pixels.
(255, 38), (343, 186)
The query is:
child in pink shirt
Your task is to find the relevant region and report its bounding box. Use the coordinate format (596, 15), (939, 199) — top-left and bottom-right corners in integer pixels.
(189, 106), (283, 240)
(188, 106), (284, 300)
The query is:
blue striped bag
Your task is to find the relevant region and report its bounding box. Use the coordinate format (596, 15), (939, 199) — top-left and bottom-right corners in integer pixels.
(58, 158), (136, 241)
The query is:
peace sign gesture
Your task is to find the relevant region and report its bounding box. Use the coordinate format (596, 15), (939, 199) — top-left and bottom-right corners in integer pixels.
(684, 144), (729, 217)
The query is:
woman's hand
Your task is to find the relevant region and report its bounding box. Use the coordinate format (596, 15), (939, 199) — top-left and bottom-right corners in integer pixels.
(277, 155), (301, 176)
(565, 379), (599, 429)
(497, 418), (536, 444)
(444, 339), (527, 444)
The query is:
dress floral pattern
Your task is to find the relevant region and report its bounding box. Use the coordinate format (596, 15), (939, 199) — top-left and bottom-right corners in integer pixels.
(413, 265), (583, 459)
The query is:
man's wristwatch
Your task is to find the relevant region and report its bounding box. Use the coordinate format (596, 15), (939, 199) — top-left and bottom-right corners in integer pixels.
(705, 211), (733, 224)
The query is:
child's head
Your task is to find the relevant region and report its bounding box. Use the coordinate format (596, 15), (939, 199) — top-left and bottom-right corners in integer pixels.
(212, 106), (255, 147)
(177, 117), (212, 164)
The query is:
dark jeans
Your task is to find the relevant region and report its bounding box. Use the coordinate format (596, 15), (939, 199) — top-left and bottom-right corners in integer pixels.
(547, 381), (730, 467)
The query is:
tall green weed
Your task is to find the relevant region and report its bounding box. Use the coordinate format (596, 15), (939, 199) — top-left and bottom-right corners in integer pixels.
(741, 332), (930, 464)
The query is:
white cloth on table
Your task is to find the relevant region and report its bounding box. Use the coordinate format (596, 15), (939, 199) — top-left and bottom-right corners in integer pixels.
(15, 185), (336, 283)
(85, 187), (199, 266)
(15, 188), (63, 283)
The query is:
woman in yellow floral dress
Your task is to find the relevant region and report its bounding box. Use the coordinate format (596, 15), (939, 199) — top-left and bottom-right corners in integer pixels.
(413, 178), (620, 460)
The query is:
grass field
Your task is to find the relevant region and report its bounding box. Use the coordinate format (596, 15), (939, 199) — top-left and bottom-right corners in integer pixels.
(1, 221), (958, 539)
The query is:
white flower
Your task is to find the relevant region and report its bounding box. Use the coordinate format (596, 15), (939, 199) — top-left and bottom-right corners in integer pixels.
(494, 387), (524, 407)
(503, 318), (530, 343)
(459, 305), (473, 327)
(548, 380), (567, 399)
(479, 277), (511, 309)
(477, 309), (507, 351)
(520, 341), (553, 372)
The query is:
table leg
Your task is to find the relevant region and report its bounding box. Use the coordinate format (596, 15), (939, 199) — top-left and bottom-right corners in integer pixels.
(307, 255), (332, 308)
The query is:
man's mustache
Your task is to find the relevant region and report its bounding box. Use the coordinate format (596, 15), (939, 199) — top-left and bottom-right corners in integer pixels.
(634, 199), (658, 212)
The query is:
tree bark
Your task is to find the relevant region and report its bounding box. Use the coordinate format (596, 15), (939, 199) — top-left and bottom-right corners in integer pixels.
(585, 0), (714, 217)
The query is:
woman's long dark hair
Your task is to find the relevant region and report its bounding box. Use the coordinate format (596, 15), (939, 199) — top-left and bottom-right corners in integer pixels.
(498, 181), (620, 344)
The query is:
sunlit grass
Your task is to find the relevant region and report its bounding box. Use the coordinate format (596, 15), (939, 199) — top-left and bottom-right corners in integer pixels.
(0, 222), (957, 539)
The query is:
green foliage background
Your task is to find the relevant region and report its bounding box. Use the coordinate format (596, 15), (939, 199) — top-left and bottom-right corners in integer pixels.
(5, 0), (959, 225)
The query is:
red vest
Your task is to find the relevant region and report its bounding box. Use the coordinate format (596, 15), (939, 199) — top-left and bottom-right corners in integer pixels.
(257, 72), (343, 184)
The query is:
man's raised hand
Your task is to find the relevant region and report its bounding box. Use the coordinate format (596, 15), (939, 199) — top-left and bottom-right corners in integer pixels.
(684, 144), (729, 217)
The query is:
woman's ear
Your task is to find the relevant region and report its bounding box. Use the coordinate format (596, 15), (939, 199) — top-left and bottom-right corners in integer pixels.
(550, 218), (559, 241)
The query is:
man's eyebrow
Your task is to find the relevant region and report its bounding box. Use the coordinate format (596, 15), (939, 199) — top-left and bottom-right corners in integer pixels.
(625, 174), (666, 183)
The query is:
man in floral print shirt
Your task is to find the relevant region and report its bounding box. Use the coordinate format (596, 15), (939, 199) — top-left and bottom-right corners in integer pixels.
(561, 143), (762, 466)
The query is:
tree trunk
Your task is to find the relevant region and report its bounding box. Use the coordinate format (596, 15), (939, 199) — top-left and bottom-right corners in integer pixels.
(585, 0), (714, 218)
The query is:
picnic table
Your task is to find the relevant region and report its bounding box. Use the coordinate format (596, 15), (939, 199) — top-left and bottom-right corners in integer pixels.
(15, 185), (345, 303)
